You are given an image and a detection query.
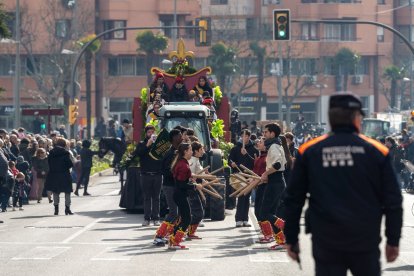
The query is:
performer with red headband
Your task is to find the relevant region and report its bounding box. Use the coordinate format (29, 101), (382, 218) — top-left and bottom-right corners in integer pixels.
(149, 72), (169, 103)
(170, 76), (189, 102)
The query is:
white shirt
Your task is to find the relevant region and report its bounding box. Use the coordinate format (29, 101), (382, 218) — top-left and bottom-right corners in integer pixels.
(266, 143), (286, 171)
(189, 156), (203, 174)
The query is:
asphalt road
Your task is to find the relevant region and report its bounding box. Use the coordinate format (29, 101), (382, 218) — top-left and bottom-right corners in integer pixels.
(0, 171), (413, 276)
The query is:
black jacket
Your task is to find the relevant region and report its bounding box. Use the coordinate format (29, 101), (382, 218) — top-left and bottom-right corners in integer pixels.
(80, 148), (98, 168)
(228, 140), (258, 170)
(284, 126), (403, 251)
(45, 146), (73, 193)
(133, 138), (161, 173)
(162, 147), (176, 187)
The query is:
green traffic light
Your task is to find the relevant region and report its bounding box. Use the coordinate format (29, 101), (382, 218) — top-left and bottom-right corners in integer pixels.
(279, 30), (286, 37)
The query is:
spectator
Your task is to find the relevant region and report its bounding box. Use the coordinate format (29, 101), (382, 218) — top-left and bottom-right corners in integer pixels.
(45, 138), (74, 216)
(31, 148), (51, 203)
(58, 125), (68, 139)
(74, 140), (98, 196)
(12, 172), (28, 211)
(95, 117), (107, 138)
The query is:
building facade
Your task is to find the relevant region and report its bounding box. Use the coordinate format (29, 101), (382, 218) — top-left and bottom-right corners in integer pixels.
(0, 0), (410, 131)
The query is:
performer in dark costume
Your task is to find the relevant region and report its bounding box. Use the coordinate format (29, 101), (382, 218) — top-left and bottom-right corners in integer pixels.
(170, 76), (189, 102)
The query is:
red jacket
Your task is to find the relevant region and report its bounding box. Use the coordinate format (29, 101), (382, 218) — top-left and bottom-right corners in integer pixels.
(253, 152), (267, 176)
(173, 158), (192, 182)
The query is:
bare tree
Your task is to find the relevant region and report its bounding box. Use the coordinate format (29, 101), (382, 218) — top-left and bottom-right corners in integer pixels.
(16, 0), (94, 106)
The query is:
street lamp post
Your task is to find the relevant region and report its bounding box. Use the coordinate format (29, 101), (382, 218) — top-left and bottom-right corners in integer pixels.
(13, 0), (21, 129)
(315, 83), (327, 124)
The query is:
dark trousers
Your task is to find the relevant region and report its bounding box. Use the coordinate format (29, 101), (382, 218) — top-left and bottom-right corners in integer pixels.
(313, 243), (381, 276)
(164, 185), (178, 223)
(258, 172), (285, 232)
(12, 196), (22, 207)
(235, 192), (251, 222)
(141, 174), (162, 221)
(173, 189), (191, 234)
(188, 190), (204, 225)
(76, 167), (91, 192)
(254, 184), (266, 221)
(0, 188), (11, 211)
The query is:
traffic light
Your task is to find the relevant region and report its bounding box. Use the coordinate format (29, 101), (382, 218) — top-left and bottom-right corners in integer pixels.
(68, 99), (79, 125)
(273, 9), (290, 41)
(195, 17), (211, 46)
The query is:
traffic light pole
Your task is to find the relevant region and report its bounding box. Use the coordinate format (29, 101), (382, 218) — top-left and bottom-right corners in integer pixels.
(68, 25), (205, 139)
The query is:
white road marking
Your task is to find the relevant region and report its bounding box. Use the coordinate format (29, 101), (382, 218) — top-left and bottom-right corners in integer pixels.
(90, 247), (133, 261)
(248, 249), (290, 263)
(106, 211), (114, 215)
(62, 218), (103, 244)
(400, 251), (414, 265)
(11, 246), (70, 260)
(103, 190), (120, 196)
(171, 248), (212, 262)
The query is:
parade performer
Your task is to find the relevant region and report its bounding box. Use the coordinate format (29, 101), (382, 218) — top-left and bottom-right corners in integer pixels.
(153, 129), (183, 246)
(170, 76), (189, 102)
(187, 141), (206, 239)
(149, 72), (169, 102)
(259, 123), (287, 250)
(229, 129), (259, 227)
(169, 143), (203, 249)
(252, 137), (274, 243)
(193, 76), (213, 100)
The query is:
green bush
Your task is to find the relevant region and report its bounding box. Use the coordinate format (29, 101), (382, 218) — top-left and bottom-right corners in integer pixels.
(90, 140), (113, 175)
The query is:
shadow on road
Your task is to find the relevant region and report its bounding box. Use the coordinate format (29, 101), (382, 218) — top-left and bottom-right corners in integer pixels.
(383, 265), (414, 271)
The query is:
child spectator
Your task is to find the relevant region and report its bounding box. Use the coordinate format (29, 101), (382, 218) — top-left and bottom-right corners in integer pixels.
(74, 140), (98, 196)
(12, 172), (28, 211)
(8, 161), (19, 177)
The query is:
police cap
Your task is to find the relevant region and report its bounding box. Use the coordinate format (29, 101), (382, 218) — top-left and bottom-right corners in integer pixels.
(329, 93), (365, 116)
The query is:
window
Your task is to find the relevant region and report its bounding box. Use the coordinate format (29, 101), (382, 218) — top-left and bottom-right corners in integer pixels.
(159, 16), (173, 38)
(26, 56), (55, 76)
(55, 20), (70, 38)
(323, 57), (335, 75)
(0, 56), (12, 76)
(284, 59), (316, 76)
(377, 27), (384, 42)
(302, 0), (317, 3)
(397, 25), (414, 42)
(377, 0), (386, 4)
(211, 0), (228, 4)
(4, 12), (15, 39)
(353, 57), (369, 75)
(324, 23), (356, 41)
(103, 20), (126, 40)
(301, 23), (318, 40)
(246, 18), (257, 40)
(324, 0), (354, 3)
(108, 56), (148, 76)
(263, 0), (280, 4)
(185, 21), (194, 39)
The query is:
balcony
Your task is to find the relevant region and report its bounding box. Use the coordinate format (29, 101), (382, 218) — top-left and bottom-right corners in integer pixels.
(295, 1), (363, 19)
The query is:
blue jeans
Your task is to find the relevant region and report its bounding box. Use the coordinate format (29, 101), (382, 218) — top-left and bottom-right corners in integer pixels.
(0, 187), (11, 211)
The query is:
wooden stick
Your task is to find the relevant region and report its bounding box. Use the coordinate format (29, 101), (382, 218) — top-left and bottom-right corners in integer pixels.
(238, 172), (261, 180)
(198, 189), (206, 202)
(205, 184), (220, 196)
(230, 186), (245, 197)
(202, 187), (223, 199)
(201, 179), (220, 187)
(232, 174), (250, 185)
(242, 179), (261, 196)
(193, 174), (217, 180)
(240, 164), (260, 177)
(209, 166), (225, 175)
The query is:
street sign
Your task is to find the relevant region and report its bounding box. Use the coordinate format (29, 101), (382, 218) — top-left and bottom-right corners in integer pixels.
(22, 108), (64, 116)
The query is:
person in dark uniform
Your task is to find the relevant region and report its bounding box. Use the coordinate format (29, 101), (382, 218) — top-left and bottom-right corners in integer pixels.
(284, 93), (403, 276)
(230, 109), (241, 144)
(153, 129), (183, 246)
(134, 125), (162, 226)
(229, 129), (259, 227)
(74, 140), (98, 196)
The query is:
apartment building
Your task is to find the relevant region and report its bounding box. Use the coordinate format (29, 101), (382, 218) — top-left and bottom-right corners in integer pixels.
(0, 0), (410, 129)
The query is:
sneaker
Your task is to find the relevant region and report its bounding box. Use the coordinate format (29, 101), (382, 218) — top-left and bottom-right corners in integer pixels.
(186, 234), (202, 240)
(236, 221), (243, 227)
(12, 207), (16, 211)
(83, 192), (91, 196)
(74, 191), (79, 196)
(153, 220), (160, 226)
(268, 243), (285, 251)
(19, 207), (24, 211)
(153, 237), (166, 246)
(37, 200), (41, 203)
(199, 220), (205, 227)
(243, 221), (251, 227)
(142, 220), (150, 226)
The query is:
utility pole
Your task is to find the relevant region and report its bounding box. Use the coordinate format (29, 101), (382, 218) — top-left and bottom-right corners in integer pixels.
(173, 0), (177, 50)
(277, 42), (283, 122)
(410, 2), (414, 108)
(13, 0), (21, 129)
